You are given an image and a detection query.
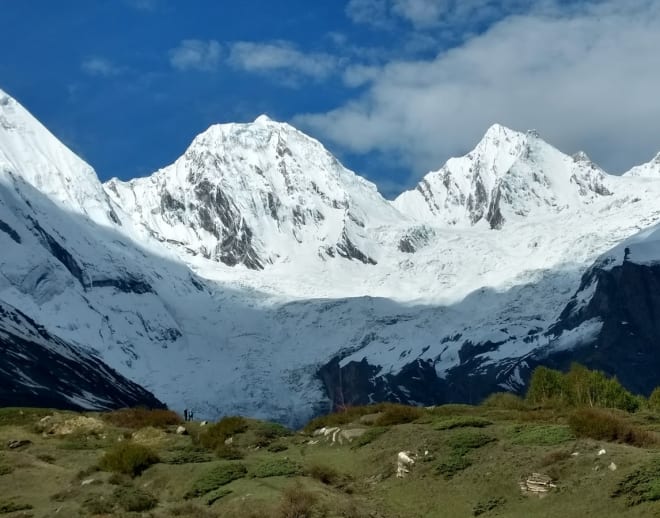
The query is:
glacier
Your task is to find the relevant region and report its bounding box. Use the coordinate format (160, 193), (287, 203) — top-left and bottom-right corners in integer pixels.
(2, 86), (660, 425)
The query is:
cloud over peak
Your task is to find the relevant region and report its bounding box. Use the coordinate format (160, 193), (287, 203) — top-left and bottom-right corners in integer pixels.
(298, 0), (660, 181)
(169, 39), (222, 72)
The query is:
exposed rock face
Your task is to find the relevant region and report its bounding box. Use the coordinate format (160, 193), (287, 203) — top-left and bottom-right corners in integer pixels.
(104, 116), (400, 270)
(318, 357), (448, 409)
(0, 301), (165, 411)
(394, 125), (612, 228)
(540, 260), (660, 395)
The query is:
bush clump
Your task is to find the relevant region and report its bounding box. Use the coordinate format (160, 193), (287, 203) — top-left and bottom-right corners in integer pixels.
(435, 417), (492, 430)
(508, 425), (575, 446)
(526, 364), (640, 412)
(447, 431), (496, 455)
(205, 487), (232, 506)
(185, 462), (248, 498)
(351, 427), (387, 448)
(305, 463), (344, 486)
(568, 408), (656, 447)
(375, 404), (424, 426)
(250, 458), (301, 478)
(113, 486), (158, 512)
(436, 454), (472, 479)
(198, 416), (248, 451)
(81, 494), (114, 515)
(99, 441), (159, 477)
(277, 483), (316, 518)
(103, 407), (182, 429)
(612, 457), (660, 506)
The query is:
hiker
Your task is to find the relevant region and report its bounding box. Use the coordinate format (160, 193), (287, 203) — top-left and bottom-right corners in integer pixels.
(184, 409), (188, 422)
(189, 410), (194, 421)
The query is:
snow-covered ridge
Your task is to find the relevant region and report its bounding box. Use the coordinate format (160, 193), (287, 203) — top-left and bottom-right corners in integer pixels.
(394, 124), (612, 228)
(623, 152), (660, 178)
(4, 86), (660, 424)
(0, 88), (120, 227)
(105, 115), (404, 270)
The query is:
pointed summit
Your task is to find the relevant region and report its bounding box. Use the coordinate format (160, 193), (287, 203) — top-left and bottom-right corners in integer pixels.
(394, 123), (612, 228)
(0, 88), (118, 225)
(104, 116), (400, 269)
(254, 114), (274, 124)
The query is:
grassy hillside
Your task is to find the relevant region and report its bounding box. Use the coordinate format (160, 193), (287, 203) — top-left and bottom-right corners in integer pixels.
(2, 400), (660, 517)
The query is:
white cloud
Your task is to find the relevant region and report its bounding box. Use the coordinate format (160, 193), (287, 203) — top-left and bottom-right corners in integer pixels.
(169, 40), (222, 72)
(228, 41), (339, 83)
(391, 0), (448, 27)
(346, 0), (535, 30)
(81, 57), (124, 77)
(298, 0), (660, 181)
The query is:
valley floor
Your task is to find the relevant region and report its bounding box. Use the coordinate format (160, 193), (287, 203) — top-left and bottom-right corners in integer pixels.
(1, 404), (660, 517)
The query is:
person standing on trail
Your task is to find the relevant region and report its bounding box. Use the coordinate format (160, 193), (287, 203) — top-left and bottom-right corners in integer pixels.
(184, 409), (188, 422)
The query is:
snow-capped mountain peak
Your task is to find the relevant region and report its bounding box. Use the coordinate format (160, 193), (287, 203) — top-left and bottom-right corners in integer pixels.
(624, 152), (660, 177)
(105, 117), (402, 269)
(0, 89), (119, 226)
(394, 123), (612, 228)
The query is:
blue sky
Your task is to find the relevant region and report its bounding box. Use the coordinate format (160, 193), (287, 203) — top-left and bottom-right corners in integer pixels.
(2, 0), (660, 198)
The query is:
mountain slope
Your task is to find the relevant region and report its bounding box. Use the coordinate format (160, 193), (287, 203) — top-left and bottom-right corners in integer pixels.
(0, 300), (164, 410)
(3, 87), (660, 424)
(394, 125), (612, 229)
(104, 116), (403, 270)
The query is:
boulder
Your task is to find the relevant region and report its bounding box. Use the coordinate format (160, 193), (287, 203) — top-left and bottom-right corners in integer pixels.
(175, 426), (187, 435)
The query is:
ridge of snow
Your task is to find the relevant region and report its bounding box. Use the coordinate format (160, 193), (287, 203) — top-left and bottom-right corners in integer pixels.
(0, 89), (118, 226)
(104, 117), (405, 269)
(623, 152), (660, 178)
(393, 124), (612, 228)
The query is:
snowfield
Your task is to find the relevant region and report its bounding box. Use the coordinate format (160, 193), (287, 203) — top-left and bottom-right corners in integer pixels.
(2, 87), (660, 424)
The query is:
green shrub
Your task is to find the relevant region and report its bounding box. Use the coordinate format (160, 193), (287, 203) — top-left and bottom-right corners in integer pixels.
(612, 457), (660, 506)
(526, 364), (641, 412)
(198, 417), (248, 451)
(255, 422), (291, 441)
(648, 388), (660, 411)
(447, 431), (496, 455)
(305, 463), (342, 485)
(205, 487), (232, 506)
(0, 464), (13, 476)
(81, 494), (114, 515)
(436, 454), (472, 479)
(351, 427), (387, 448)
(250, 458), (301, 478)
(568, 408), (656, 447)
(375, 404), (424, 426)
(102, 407), (182, 429)
(435, 417), (492, 430)
(114, 486), (158, 512)
(215, 444), (244, 460)
(267, 442), (289, 452)
(99, 441), (159, 477)
(277, 483), (316, 518)
(185, 462), (248, 498)
(163, 449), (213, 465)
(472, 497), (506, 516)
(482, 392), (527, 410)
(508, 425), (575, 446)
